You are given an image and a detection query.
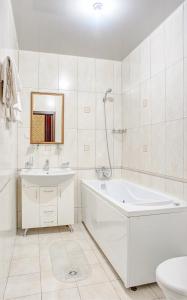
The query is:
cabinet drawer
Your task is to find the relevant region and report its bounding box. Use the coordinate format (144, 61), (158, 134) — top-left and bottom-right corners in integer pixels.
(40, 187), (57, 206)
(40, 206), (57, 227)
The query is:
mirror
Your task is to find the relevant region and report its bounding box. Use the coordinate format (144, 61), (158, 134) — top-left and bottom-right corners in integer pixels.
(31, 92), (64, 144)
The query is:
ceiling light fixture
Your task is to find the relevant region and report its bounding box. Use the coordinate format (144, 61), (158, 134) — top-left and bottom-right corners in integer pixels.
(93, 2), (103, 11)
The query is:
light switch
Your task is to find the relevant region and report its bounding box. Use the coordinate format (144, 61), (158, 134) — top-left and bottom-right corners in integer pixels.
(143, 99), (148, 108)
(143, 145), (148, 152)
(84, 106), (91, 113)
(84, 145), (90, 152)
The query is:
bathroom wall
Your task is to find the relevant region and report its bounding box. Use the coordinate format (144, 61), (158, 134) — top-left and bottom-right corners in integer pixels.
(0, 0), (18, 298)
(122, 1), (187, 200)
(17, 51), (122, 224)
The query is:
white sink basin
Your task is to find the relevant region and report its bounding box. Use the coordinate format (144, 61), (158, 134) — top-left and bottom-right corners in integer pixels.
(20, 168), (75, 185)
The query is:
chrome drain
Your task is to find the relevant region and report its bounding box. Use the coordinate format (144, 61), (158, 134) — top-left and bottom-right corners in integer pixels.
(68, 270), (78, 277)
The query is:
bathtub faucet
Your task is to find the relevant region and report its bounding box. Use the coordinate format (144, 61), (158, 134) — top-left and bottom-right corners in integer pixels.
(95, 166), (112, 180)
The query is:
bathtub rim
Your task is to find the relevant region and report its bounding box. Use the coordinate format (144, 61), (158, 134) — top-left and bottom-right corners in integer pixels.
(81, 179), (187, 217)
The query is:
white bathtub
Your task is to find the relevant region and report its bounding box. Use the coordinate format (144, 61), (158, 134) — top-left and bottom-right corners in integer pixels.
(81, 179), (187, 288)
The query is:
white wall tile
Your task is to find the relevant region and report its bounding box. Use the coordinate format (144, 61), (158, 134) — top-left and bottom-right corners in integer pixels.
(95, 59), (114, 92)
(114, 134), (122, 168)
(114, 61), (122, 94)
(151, 123), (166, 174)
(78, 92), (95, 130)
(19, 88), (33, 128)
(95, 93), (113, 130)
(39, 53), (59, 89)
(63, 91), (77, 129)
(165, 179), (184, 200)
(18, 128), (38, 169)
(184, 183), (187, 202)
(140, 38), (150, 81)
(59, 55), (77, 91)
(126, 128), (141, 169)
(96, 130), (113, 167)
(151, 176), (165, 193)
(38, 145), (59, 168)
(78, 57), (95, 92)
(184, 58), (187, 117)
(130, 47), (141, 86)
(78, 130), (95, 168)
(165, 5), (183, 67)
(140, 80), (151, 126)
(166, 61), (183, 121)
(127, 85), (140, 129)
(59, 129), (77, 168)
(122, 56), (130, 92)
(166, 119), (183, 178)
(114, 94), (122, 128)
(151, 71), (165, 124)
(184, 118), (187, 178)
(19, 51), (39, 88)
(184, 1), (187, 58)
(150, 25), (165, 76)
(139, 125), (151, 171)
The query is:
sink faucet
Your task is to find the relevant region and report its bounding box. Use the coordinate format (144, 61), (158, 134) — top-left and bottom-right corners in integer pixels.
(43, 159), (49, 171)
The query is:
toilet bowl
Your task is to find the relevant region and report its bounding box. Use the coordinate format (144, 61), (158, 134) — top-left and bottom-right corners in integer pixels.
(156, 257), (187, 300)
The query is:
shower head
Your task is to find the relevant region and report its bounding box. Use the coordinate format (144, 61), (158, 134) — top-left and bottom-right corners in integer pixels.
(103, 88), (112, 102)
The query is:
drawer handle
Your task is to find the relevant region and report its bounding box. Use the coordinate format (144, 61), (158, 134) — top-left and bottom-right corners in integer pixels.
(44, 221), (55, 224)
(44, 210), (54, 213)
(43, 190), (54, 193)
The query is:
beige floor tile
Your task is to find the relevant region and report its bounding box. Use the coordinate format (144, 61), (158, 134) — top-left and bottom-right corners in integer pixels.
(9, 257), (40, 276)
(112, 280), (157, 300)
(4, 273), (41, 299)
(15, 234), (39, 246)
(79, 282), (120, 300)
(101, 260), (119, 281)
(8, 294), (41, 300)
(40, 255), (52, 272)
(77, 264), (109, 287)
(75, 239), (92, 251)
(41, 270), (76, 293)
(42, 288), (81, 300)
(61, 231), (87, 241)
(83, 250), (99, 265)
(13, 244), (39, 259)
(150, 283), (165, 299)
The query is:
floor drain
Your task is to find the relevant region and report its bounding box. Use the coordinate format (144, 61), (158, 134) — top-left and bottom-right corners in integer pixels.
(68, 270), (78, 277)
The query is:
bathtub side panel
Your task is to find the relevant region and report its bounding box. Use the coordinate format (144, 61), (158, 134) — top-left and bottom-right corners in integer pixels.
(128, 212), (187, 287)
(82, 184), (129, 284)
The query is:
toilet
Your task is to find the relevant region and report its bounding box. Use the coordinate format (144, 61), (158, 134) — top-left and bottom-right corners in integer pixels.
(156, 257), (187, 300)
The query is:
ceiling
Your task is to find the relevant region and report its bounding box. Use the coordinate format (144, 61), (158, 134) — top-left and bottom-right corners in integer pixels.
(11, 0), (184, 60)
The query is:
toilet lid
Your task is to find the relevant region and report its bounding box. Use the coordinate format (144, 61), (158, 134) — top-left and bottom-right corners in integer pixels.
(156, 257), (187, 296)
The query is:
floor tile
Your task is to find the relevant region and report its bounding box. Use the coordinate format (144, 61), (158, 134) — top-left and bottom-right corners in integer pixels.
(112, 280), (157, 300)
(40, 255), (52, 272)
(42, 288), (81, 300)
(79, 282), (120, 300)
(15, 235), (39, 246)
(7, 294), (41, 300)
(150, 283), (165, 299)
(9, 257), (40, 276)
(83, 250), (99, 265)
(77, 264), (109, 287)
(41, 270), (76, 293)
(13, 244), (39, 259)
(4, 273), (41, 299)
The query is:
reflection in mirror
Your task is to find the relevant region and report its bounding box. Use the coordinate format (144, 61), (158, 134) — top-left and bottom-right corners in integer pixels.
(31, 92), (64, 144)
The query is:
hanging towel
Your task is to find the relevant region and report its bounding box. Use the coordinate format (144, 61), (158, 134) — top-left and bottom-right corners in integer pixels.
(0, 56), (22, 122)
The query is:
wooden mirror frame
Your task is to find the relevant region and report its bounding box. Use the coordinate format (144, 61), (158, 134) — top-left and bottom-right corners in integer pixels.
(30, 92), (64, 144)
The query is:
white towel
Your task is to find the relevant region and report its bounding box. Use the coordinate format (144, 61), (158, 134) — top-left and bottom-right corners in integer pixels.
(0, 56), (22, 122)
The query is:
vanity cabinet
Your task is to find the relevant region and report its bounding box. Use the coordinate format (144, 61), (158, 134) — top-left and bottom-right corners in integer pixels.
(21, 178), (74, 231)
